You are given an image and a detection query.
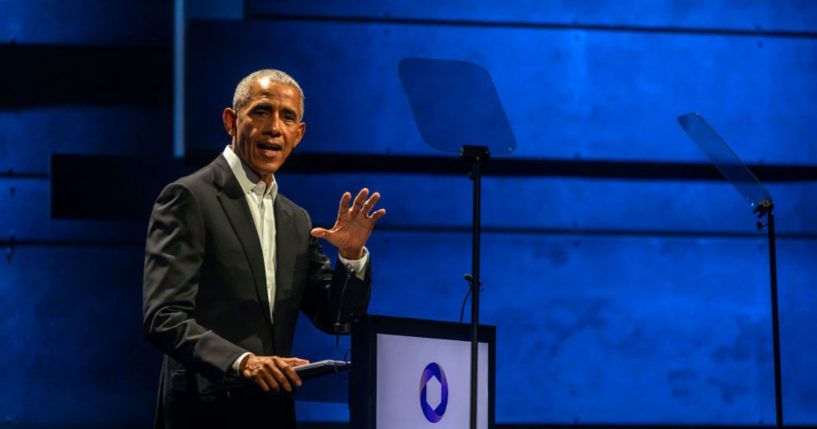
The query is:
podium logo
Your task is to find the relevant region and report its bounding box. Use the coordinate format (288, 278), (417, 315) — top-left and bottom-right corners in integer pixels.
(419, 362), (449, 423)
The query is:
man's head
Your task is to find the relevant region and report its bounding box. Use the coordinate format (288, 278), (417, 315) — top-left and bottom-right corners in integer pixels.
(222, 69), (306, 183)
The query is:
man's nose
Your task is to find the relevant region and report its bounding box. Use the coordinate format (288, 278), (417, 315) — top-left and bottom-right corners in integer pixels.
(264, 115), (284, 136)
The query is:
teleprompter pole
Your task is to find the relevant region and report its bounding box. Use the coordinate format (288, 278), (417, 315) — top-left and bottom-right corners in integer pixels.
(461, 145), (489, 429)
(755, 200), (783, 428)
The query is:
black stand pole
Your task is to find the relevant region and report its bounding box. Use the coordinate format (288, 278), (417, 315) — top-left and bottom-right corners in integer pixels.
(755, 200), (783, 428)
(461, 145), (489, 429)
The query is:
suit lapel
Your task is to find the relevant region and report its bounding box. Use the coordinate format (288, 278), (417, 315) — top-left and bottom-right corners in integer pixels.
(212, 156), (273, 327)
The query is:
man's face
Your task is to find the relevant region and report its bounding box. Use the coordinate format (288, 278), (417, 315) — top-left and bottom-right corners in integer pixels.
(223, 78), (306, 181)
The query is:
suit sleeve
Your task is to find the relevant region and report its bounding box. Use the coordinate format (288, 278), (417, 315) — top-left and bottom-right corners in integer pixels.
(143, 183), (246, 381)
(299, 209), (371, 334)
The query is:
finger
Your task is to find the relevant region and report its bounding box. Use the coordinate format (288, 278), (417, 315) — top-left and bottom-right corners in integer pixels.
(280, 357), (308, 387)
(337, 192), (351, 214)
(274, 357), (303, 389)
(260, 367), (281, 392)
(369, 208), (387, 222)
(284, 357), (310, 367)
(252, 374), (270, 392)
(362, 192), (381, 214)
(310, 227), (328, 238)
(273, 370), (292, 392)
(269, 360), (293, 392)
(351, 188), (369, 211)
(280, 364), (303, 388)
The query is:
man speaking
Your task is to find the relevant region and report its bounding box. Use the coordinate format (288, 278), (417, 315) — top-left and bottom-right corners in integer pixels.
(143, 69), (385, 428)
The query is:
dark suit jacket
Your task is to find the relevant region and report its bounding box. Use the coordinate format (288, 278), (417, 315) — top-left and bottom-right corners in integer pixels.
(142, 155), (370, 423)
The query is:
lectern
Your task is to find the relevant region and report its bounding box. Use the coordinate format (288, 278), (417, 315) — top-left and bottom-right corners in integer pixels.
(349, 315), (496, 429)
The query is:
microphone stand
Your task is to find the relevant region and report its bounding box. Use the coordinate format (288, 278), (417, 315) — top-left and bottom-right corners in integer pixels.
(461, 145), (489, 429)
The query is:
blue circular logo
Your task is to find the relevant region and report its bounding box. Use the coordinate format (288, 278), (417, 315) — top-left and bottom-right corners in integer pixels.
(419, 362), (449, 423)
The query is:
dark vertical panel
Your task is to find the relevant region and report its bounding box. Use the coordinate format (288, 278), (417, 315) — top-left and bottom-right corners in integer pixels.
(0, 44), (172, 108)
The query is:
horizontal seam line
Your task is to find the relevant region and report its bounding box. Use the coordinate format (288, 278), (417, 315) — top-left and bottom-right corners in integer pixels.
(3, 229), (815, 247)
(373, 225), (817, 239)
(245, 13), (817, 39)
(0, 172), (50, 179)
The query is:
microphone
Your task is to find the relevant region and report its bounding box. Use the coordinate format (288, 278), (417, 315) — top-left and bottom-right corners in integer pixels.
(334, 267), (354, 335)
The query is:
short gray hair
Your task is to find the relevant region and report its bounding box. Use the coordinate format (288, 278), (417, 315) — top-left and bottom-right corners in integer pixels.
(232, 69), (305, 119)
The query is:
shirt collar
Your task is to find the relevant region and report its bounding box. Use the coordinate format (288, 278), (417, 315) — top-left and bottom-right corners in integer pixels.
(223, 145), (278, 199)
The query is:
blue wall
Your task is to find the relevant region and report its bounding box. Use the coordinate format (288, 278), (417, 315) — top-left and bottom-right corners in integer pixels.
(1, 0), (171, 426)
(2, 0), (816, 427)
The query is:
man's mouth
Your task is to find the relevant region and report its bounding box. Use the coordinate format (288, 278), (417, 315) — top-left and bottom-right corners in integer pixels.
(257, 142), (283, 153)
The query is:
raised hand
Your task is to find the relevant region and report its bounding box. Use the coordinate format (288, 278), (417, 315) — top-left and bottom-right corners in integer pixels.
(310, 188), (386, 260)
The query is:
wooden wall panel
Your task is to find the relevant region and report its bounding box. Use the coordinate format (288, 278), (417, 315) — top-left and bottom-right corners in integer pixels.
(3, 0), (815, 426)
(0, 246), (155, 428)
(187, 20), (817, 164)
(0, 107), (172, 173)
(1, 0), (171, 45)
(0, 178), (147, 243)
(288, 231), (817, 423)
(2, 232), (813, 424)
(5, 171), (813, 248)
(275, 173), (817, 234)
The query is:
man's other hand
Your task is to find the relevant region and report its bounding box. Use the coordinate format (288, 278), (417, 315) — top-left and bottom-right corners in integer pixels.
(310, 188), (386, 259)
(239, 354), (309, 393)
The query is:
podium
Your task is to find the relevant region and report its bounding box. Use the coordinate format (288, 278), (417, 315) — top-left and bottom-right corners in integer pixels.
(349, 315), (496, 429)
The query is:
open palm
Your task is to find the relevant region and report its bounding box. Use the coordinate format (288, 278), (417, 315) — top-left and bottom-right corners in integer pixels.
(310, 188), (386, 260)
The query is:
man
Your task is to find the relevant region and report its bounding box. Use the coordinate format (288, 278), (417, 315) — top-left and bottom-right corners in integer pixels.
(143, 69), (385, 428)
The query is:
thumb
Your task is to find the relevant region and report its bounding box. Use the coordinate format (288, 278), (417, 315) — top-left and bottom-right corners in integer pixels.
(311, 227), (329, 238)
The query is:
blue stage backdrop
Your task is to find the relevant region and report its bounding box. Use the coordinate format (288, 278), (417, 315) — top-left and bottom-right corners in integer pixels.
(1, 0), (816, 427)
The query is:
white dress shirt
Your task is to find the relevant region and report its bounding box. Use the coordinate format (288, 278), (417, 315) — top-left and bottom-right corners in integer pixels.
(222, 146), (368, 371)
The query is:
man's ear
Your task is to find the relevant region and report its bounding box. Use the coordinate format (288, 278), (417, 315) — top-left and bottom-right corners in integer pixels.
(222, 108), (237, 136)
(293, 121), (306, 148)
